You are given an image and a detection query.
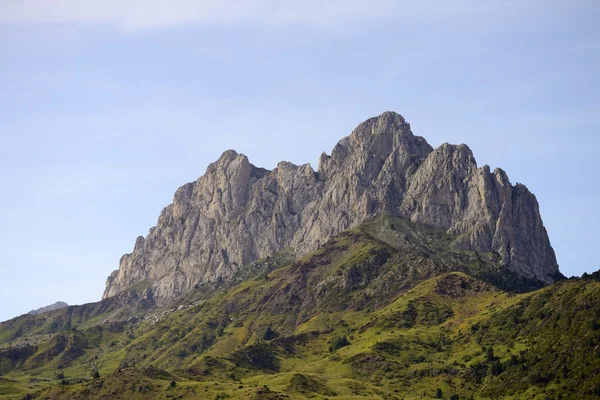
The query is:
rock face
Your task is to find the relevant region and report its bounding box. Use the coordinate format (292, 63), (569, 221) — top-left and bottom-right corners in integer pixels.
(103, 112), (559, 302)
(28, 301), (69, 315)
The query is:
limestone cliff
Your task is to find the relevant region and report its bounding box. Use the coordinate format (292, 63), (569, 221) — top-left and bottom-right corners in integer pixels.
(103, 112), (559, 301)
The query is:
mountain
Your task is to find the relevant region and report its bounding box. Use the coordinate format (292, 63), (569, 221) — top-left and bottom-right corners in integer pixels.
(27, 302), (68, 316)
(103, 112), (559, 304)
(1, 111), (579, 400)
(0, 217), (596, 400)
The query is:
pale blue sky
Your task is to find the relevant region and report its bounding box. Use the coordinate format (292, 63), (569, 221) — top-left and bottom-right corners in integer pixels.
(0, 1), (598, 322)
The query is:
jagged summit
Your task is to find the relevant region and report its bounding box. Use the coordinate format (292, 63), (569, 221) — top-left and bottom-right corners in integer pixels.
(103, 112), (559, 302)
(357, 110), (408, 130)
(352, 111), (409, 137)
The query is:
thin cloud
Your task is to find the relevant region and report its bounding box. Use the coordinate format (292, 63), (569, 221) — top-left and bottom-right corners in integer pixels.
(0, 0), (560, 31)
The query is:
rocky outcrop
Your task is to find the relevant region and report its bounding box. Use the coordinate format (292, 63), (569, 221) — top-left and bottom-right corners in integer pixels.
(103, 112), (559, 302)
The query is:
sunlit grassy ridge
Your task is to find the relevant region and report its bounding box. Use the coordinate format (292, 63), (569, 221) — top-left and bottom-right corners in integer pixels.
(0, 217), (598, 399)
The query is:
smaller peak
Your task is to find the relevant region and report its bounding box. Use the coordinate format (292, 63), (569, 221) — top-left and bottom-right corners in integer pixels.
(351, 111), (413, 142)
(276, 160), (298, 169)
(361, 111), (409, 130)
(134, 236), (145, 251)
(206, 149), (253, 176)
(456, 143), (474, 158)
(437, 142), (472, 154)
(493, 167), (507, 177)
(28, 301), (69, 315)
(217, 149), (240, 162)
(214, 149), (252, 168)
(494, 168), (510, 183)
(493, 167), (511, 186)
(432, 142), (477, 167)
(378, 111), (407, 122)
(318, 152), (331, 178)
(514, 182), (531, 193)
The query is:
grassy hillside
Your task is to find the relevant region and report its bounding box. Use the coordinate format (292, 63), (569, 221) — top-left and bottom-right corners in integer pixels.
(0, 217), (597, 399)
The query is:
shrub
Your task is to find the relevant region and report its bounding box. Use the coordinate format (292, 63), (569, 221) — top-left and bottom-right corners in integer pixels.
(177, 350), (188, 358)
(485, 347), (495, 362)
(490, 360), (503, 376)
(260, 326), (277, 341)
(329, 335), (350, 352)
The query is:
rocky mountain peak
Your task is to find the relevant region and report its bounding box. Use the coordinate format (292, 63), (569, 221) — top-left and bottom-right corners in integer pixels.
(208, 149), (252, 173)
(352, 111), (409, 137)
(103, 112), (559, 302)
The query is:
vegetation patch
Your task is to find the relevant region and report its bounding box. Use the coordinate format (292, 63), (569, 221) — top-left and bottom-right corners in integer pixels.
(1, 217), (599, 399)
(287, 373), (336, 396)
(229, 343), (280, 372)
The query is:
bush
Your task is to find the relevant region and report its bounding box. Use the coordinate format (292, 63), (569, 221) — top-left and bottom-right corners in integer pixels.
(177, 350), (188, 358)
(260, 326), (277, 341)
(470, 362), (488, 384)
(485, 347), (495, 362)
(231, 343), (280, 372)
(490, 360), (503, 376)
(329, 335), (350, 352)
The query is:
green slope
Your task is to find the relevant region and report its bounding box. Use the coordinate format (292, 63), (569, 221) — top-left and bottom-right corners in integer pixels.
(0, 217), (597, 399)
